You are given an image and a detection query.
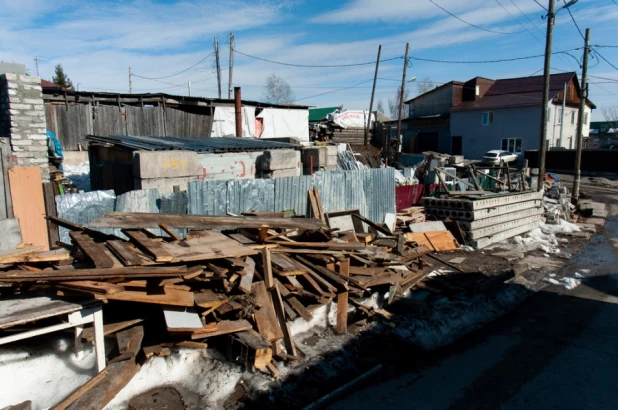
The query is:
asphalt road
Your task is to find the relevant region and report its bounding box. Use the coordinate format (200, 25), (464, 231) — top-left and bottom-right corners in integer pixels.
(329, 178), (618, 410)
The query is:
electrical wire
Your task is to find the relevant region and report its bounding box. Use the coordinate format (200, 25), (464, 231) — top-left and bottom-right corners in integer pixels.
(532, 0), (547, 11)
(132, 52), (214, 80)
(428, 0), (527, 34)
(291, 79), (375, 103)
(410, 48), (580, 64)
(566, 7), (585, 41)
(233, 49), (402, 68)
(592, 47), (618, 71)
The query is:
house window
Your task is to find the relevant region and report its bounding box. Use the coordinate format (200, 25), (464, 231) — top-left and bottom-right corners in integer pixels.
(547, 108), (551, 122)
(584, 112), (589, 125)
(557, 109), (562, 124)
(482, 111), (494, 126)
(571, 111), (575, 124)
(501, 138), (522, 154)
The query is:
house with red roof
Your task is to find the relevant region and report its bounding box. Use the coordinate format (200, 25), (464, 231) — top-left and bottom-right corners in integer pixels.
(400, 72), (595, 160)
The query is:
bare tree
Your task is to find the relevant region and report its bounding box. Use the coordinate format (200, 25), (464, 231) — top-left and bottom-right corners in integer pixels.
(416, 76), (434, 95)
(376, 100), (385, 114)
(601, 106), (618, 127)
(262, 73), (295, 104)
(388, 85), (411, 120)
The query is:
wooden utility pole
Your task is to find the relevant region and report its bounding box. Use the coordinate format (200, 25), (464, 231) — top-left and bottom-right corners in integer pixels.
(214, 36), (222, 98)
(128, 66), (133, 94)
(572, 28), (591, 204)
(228, 32), (235, 99)
(537, 0), (556, 191)
(396, 43), (410, 156)
(365, 45), (382, 146)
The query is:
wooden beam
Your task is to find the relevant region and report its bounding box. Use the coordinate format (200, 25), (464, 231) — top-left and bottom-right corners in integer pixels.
(89, 213), (325, 230)
(124, 230), (173, 263)
(335, 292), (348, 334)
(69, 232), (115, 268)
(0, 266), (187, 282)
(269, 285), (297, 356)
(261, 248), (274, 289)
(106, 240), (143, 266)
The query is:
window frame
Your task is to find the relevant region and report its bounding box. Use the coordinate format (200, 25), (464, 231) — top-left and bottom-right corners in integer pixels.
(482, 111), (494, 126)
(500, 137), (523, 154)
(557, 108), (562, 125)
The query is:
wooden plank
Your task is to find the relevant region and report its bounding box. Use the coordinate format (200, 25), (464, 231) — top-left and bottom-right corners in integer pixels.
(348, 266), (384, 276)
(285, 275), (304, 290)
(0, 248), (69, 264)
(297, 256), (348, 290)
(405, 232), (436, 252)
(9, 166), (49, 250)
(308, 189), (320, 220)
(158, 223), (180, 241)
(69, 231), (115, 268)
(175, 341), (208, 349)
(269, 285), (296, 355)
(124, 230), (173, 262)
(42, 182), (60, 249)
(194, 289), (229, 308)
(81, 318), (143, 343)
(287, 297), (313, 322)
(270, 253), (308, 276)
(274, 242), (365, 250)
(338, 258), (350, 277)
(160, 230), (257, 262)
(52, 369), (110, 410)
(238, 256), (255, 294)
(313, 188), (326, 224)
(106, 288), (194, 307)
(425, 231), (459, 252)
(261, 248), (274, 289)
(58, 280), (125, 295)
(233, 329), (272, 369)
(335, 292), (348, 334)
(252, 281), (283, 342)
(0, 265), (186, 282)
(106, 240), (144, 266)
(190, 319), (253, 339)
(90, 213), (325, 230)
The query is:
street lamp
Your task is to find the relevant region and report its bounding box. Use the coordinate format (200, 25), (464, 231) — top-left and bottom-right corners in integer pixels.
(537, 0), (578, 191)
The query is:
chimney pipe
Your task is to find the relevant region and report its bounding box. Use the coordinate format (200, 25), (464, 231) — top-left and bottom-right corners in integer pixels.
(234, 86), (242, 137)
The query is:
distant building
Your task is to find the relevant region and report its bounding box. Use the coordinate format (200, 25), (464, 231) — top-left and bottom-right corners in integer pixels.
(398, 72), (595, 160)
(0, 62), (26, 75)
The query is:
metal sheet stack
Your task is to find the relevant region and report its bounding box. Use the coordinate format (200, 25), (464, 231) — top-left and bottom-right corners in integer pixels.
(422, 191), (544, 248)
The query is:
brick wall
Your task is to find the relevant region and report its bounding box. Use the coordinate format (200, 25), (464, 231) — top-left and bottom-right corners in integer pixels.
(0, 73), (49, 181)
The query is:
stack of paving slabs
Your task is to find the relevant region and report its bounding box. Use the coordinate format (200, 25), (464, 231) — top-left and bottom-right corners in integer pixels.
(422, 191), (544, 248)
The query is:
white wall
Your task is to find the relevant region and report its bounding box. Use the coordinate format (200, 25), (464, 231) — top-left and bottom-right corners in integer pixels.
(548, 102), (592, 149)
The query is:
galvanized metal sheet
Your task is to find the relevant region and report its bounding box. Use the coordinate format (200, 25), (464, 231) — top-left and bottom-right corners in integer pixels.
(314, 171), (346, 214)
(274, 175), (314, 216)
(227, 179), (275, 215)
(55, 190), (116, 243)
(188, 180), (227, 215)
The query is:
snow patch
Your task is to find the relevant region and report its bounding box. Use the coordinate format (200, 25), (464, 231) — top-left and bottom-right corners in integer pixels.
(543, 276), (582, 290)
(63, 161), (91, 192)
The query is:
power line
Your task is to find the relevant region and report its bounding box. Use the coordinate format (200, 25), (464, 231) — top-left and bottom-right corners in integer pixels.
(428, 0), (526, 34)
(594, 45), (618, 48)
(410, 48), (581, 64)
(233, 49), (402, 68)
(132, 52), (214, 80)
(291, 79), (375, 103)
(592, 47), (618, 71)
(532, 0), (547, 11)
(566, 7), (585, 40)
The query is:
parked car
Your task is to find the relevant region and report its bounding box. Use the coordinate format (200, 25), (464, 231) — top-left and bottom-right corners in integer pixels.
(481, 150), (518, 165)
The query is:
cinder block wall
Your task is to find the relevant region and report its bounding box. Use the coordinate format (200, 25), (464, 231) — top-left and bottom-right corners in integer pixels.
(0, 73), (49, 181)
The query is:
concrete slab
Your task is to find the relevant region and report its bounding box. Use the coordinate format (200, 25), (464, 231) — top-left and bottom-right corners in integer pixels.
(135, 176), (195, 193)
(262, 168), (301, 178)
(133, 150), (200, 179)
(466, 215), (543, 240)
(423, 191), (543, 211)
(471, 220), (542, 249)
(258, 149), (299, 171)
(458, 208), (544, 230)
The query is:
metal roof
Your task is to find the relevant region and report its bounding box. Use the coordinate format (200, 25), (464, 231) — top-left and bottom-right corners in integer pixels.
(86, 135), (301, 153)
(309, 106), (339, 122)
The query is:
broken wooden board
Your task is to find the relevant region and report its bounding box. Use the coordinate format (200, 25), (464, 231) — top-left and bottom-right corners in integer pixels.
(0, 248), (69, 264)
(58, 280), (125, 295)
(124, 230), (173, 263)
(233, 329), (272, 369)
(238, 256), (256, 294)
(159, 230), (257, 263)
(106, 240), (144, 266)
(0, 246), (43, 263)
(405, 231), (459, 252)
(70, 232), (116, 268)
(9, 166), (49, 251)
(335, 292), (349, 334)
(270, 253), (308, 276)
(190, 319), (253, 339)
(107, 288), (194, 307)
(194, 289), (229, 309)
(90, 213), (325, 230)
(81, 319), (143, 342)
(252, 281), (284, 342)
(269, 285), (296, 355)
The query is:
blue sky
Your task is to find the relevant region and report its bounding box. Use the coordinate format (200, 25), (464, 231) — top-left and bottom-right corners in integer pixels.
(1, 0), (617, 120)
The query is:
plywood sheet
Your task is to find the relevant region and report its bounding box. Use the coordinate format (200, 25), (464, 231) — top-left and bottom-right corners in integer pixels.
(425, 231), (459, 251)
(9, 167), (49, 250)
(161, 230), (257, 262)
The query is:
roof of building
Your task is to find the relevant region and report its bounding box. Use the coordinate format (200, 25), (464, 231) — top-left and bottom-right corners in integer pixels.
(451, 72), (595, 111)
(404, 81), (464, 104)
(85, 135), (301, 153)
(309, 106), (340, 122)
(41, 79), (65, 90)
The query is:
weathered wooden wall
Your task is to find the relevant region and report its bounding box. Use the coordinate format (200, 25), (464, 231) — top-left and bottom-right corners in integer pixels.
(45, 103), (214, 151)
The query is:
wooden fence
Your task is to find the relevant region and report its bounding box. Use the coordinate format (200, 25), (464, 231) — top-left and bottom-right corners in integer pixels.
(45, 104), (214, 151)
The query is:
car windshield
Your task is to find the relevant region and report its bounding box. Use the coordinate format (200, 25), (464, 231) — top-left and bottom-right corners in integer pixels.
(485, 153), (498, 158)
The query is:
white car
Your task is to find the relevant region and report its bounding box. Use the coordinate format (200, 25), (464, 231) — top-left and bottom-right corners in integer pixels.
(481, 150), (518, 166)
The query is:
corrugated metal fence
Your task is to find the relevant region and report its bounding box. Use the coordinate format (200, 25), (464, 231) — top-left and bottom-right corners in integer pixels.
(188, 168), (395, 222)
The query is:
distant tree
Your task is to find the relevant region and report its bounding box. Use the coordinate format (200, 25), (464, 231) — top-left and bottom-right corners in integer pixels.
(388, 85), (411, 120)
(262, 73), (295, 104)
(376, 99), (385, 114)
(416, 76), (434, 95)
(601, 106), (618, 137)
(52, 64), (74, 90)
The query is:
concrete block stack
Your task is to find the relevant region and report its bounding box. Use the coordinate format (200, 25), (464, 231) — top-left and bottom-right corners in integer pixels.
(302, 145), (337, 174)
(422, 191), (544, 248)
(258, 149), (301, 178)
(0, 74), (49, 180)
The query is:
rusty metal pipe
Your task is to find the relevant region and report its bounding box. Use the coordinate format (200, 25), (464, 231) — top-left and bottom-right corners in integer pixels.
(234, 86), (242, 137)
